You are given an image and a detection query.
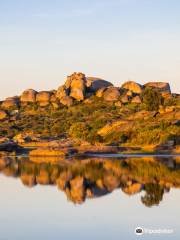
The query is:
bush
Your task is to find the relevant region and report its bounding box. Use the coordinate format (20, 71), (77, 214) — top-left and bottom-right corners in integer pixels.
(69, 122), (90, 141)
(141, 87), (163, 111)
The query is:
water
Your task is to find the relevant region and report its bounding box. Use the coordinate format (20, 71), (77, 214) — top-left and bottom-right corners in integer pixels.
(0, 155), (180, 240)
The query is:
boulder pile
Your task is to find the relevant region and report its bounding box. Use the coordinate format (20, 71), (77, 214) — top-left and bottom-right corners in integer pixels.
(0, 72), (174, 112)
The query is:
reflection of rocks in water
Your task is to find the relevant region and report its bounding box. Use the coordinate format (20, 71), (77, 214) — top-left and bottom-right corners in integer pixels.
(56, 171), (72, 190)
(122, 182), (142, 195)
(0, 157), (11, 170)
(66, 176), (85, 204)
(36, 169), (51, 185)
(0, 156), (180, 206)
(103, 174), (120, 192)
(21, 174), (36, 187)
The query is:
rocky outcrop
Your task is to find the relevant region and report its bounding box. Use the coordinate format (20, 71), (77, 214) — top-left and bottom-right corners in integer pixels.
(98, 120), (133, 137)
(60, 96), (73, 107)
(29, 147), (77, 157)
(68, 72), (86, 101)
(20, 89), (37, 102)
(122, 81), (143, 94)
(103, 87), (120, 101)
(0, 110), (8, 120)
(121, 95), (129, 103)
(86, 77), (113, 91)
(36, 91), (52, 106)
(1, 97), (19, 109)
(96, 87), (106, 98)
(56, 73), (113, 102)
(144, 82), (171, 94)
(36, 91), (51, 102)
(13, 132), (40, 144)
(131, 96), (142, 104)
(56, 85), (69, 99)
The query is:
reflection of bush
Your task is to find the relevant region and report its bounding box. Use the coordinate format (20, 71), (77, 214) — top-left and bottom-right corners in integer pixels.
(141, 183), (164, 207)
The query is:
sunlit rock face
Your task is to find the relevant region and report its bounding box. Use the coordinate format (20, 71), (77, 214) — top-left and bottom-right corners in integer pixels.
(20, 89), (37, 102)
(121, 81), (143, 94)
(56, 85), (69, 100)
(60, 96), (74, 107)
(0, 110), (8, 120)
(103, 87), (120, 102)
(144, 82), (171, 94)
(1, 97), (19, 109)
(66, 72), (86, 101)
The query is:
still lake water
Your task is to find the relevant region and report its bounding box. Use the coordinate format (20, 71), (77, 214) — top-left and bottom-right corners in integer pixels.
(0, 155), (180, 240)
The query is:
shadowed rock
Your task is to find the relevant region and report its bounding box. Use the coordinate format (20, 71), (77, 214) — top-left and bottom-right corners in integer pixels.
(86, 77), (113, 91)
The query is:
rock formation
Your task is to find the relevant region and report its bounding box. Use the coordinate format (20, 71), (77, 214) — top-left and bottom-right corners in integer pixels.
(122, 81), (143, 94)
(0, 72), (177, 111)
(144, 82), (171, 94)
(1, 97), (19, 109)
(103, 87), (120, 101)
(20, 89), (37, 102)
(86, 77), (112, 91)
(0, 110), (8, 120)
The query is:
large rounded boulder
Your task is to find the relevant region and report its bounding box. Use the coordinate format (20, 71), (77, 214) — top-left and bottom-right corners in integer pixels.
(121, 81), (143, 94)
(20, 89), (37, 102)
(1, 97), (19, 109)
(69, 72), (86, 101)
(86, 77), (113, 92)
(103, 87), (120, 101)
(36, 91), (51, 102)
(56, 85), (69, 100)
(144, 82), (171, 94)
(60, 96), (73, 107)
(0, 110), (8, 120)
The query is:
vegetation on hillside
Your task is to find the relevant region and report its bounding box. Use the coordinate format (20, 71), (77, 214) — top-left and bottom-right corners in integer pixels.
(0, 84), (180, 147)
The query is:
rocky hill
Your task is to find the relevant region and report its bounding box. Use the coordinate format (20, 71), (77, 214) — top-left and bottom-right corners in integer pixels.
(0, 72), (180, 154)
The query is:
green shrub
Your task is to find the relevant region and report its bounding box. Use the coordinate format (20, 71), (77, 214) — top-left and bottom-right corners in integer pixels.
(141, 87), (163, 111)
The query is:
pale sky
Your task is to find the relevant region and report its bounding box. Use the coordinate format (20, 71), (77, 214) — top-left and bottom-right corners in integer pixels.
(0, 0), (180, 100)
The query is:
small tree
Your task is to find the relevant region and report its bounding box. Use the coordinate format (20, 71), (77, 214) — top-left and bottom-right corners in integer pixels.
(141, 87), (163, 111)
